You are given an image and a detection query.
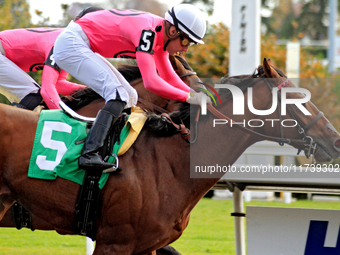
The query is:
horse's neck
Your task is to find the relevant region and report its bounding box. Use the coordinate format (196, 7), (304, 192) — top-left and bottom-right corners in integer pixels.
(187, 113), (260, 196)
(131, 79), (169, 106)
(155, 128), (254, 214)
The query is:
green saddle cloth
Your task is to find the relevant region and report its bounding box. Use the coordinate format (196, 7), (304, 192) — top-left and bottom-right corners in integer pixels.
(28, 110), (130, 189)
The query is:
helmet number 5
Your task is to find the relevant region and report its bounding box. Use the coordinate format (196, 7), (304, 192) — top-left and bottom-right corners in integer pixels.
(137, 30), (155, 54)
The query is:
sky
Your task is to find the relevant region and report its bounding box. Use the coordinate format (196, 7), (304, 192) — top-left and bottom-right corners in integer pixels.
(28, 0), (231, 26)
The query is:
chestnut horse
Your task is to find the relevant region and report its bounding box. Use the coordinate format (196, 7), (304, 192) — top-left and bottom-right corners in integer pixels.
(0, 54), (196, 255)
(0, 58), (340, 254)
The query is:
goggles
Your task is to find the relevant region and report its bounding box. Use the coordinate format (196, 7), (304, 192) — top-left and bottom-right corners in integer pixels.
(178, 30), (197, 47)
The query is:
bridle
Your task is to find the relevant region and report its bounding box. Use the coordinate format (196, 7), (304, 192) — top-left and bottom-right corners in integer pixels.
(179, 71), (197, 79)
(263, 78), (324, 159)
(146, 67), (325, 160)
(176, 78), (327, 160)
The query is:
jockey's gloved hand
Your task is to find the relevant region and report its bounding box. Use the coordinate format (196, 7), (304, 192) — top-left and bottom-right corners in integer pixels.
(186, 91), (212, 105)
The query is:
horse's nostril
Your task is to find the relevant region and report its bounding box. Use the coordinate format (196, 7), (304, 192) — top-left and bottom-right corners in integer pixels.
(335, 139), (340, 148)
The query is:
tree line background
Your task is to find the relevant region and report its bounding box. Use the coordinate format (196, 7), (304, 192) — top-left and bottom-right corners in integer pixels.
(2, 0), (340, 129)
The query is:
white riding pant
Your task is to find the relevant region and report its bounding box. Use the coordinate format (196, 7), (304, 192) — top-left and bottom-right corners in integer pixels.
(53, 21), (137, 108)
(0, 41), (40, 101)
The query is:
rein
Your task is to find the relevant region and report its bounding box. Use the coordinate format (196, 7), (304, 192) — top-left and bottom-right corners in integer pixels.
(138, 97), (170, 114)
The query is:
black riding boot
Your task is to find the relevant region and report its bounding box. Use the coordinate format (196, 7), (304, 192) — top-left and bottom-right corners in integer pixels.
(78, 99), (126, 171)
(13, 91), (43, 110)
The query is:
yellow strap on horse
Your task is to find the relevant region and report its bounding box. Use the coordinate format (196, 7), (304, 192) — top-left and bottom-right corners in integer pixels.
(117, 106), (147, 156)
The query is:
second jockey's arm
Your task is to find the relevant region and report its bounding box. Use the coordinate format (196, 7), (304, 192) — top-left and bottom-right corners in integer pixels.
(41, 65), (62, 109)
(136, 51), (189, 102)
(41, 66), (86, 109)
(55, 70), (86, 95)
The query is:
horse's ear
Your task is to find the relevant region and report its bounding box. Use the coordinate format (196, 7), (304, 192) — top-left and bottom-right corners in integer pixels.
(263, 58), (272, 77)
(267, 58), (273, 66)
(263, 58), (280, 78)
(169, 55), (178, 70)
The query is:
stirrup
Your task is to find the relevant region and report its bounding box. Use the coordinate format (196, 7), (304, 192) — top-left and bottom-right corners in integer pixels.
(103, 154), (119, 173)
(79, 153), (115, 171)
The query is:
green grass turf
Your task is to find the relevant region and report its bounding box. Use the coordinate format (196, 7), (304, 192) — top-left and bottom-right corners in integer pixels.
(1, 197), (340, 254)
(171, 197), (340, 255)
(0, 228), (86, 255)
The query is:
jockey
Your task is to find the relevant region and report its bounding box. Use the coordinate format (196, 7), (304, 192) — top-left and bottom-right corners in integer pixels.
(53, 4), (209, 171)
(0, 28), (86, 110)
(0, 6), (104, 110)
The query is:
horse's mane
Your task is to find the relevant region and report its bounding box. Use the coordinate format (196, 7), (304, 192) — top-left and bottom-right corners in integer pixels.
(117, 64), (142, 83)
(145, 64), (287, 137)
(175, 55), (193, 71)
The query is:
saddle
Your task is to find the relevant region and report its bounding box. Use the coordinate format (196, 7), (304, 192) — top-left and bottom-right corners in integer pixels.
(24, 102), (147, 239)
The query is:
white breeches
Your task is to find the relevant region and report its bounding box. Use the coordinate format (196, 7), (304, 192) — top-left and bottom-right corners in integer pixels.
(0, 41), (40, 100)
(53, 21), (137, 108)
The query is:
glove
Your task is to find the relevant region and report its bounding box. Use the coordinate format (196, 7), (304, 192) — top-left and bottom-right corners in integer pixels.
(186, 91), (212, 105)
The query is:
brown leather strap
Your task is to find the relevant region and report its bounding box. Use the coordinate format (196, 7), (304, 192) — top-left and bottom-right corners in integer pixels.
(138, 97), (170, 114)
(161, 113), (190, 141)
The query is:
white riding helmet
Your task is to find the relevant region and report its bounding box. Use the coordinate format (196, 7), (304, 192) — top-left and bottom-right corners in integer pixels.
(165, 4), (206, 45)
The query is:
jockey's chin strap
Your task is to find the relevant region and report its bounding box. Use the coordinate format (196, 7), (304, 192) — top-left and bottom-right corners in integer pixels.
(163, 40), (171, 52)
(163, 20), (180, 51)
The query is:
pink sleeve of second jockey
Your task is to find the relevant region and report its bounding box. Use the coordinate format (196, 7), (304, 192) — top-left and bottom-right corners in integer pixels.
(136, 51), (189, 102)
(41, 65), (62, 109)
(41, 67), (86, 109)
(55, 70), (86, 95)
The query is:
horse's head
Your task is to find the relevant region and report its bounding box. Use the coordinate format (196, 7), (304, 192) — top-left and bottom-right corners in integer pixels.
(147, 57), (340, 163)
(261, 58), (340, 162)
